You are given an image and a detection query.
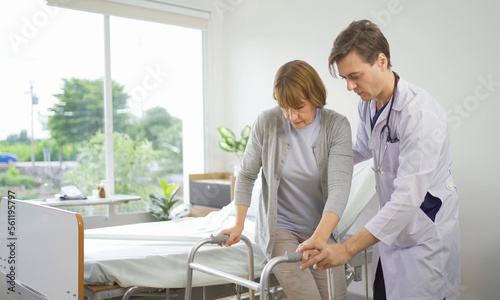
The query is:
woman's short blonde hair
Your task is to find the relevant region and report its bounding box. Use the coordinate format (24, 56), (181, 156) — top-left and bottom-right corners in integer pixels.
(273, 60), (326, 109)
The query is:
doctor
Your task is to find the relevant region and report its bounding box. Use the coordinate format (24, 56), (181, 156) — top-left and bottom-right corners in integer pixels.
(297, 20), (461, 300)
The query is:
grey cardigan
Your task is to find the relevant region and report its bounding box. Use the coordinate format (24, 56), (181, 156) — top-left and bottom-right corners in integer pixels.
(235, 106), (353, 259)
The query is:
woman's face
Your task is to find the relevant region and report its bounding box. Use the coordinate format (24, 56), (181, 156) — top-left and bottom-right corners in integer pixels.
(280, 94), (317, 129)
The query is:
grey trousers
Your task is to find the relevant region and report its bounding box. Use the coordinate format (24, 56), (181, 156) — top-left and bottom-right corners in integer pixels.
(271, 229), (347, 300)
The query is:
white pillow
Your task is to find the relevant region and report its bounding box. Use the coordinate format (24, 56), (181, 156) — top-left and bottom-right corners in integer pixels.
(221, 173), (261, 219)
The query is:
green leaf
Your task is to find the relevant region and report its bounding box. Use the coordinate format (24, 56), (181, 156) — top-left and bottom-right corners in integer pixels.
(166, 184), (180, 200)
(158, 178), (169, 194)
(149, 193), (165, 208)
(237, 142), (246, 153)
(240, 137), (248, 148)
(165, 199), (180, 211)
(219, 141), (236, 152)
(217, 125), (251, 160)
(165, 184), (175, 195)
(149, 178), (182, 221)
(218, 126), (236, 140)
(224, 136), (237, 148)
(241, 125), (251, 139)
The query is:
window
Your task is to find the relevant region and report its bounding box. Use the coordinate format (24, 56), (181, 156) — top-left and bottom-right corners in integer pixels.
(108, 16), (204, 214)
(0, 0), (206, 223)
(0, 2), (104, 204)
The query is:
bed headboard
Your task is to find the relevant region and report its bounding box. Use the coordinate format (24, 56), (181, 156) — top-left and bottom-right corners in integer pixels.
(0, 196), (84, 300)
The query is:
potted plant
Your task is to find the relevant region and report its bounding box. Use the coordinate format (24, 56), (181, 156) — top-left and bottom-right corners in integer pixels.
(149, 178), (182, 221)
(217, 125), (251, 161)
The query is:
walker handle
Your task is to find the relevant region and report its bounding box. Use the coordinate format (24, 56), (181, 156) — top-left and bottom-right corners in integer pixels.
(285, 251), (304, 262)
(210, 234), (230, 244)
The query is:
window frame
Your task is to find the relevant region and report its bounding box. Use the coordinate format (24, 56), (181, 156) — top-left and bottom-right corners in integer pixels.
(43, 0), (210, 227)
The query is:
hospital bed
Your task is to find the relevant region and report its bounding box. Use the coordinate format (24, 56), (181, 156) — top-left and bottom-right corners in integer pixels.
(0, 159), (376, 300)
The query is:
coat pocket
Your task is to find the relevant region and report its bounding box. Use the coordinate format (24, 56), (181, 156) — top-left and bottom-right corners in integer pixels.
(381, 141), (400, 172)
(393, 208), (438, 248)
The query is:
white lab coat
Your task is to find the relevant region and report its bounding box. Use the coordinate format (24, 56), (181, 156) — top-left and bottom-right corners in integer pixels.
(353, 76), (461, 300)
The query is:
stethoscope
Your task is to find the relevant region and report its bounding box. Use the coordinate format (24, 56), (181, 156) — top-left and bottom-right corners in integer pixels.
(372, 71), (399, 173)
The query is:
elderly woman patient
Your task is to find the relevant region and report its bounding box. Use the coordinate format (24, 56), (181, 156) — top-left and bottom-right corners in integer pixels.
(218, 60), (353, 300)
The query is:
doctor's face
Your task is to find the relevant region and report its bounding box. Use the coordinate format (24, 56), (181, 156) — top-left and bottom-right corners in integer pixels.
(280, 94), (317, 129)
(336, 51), (386, 101)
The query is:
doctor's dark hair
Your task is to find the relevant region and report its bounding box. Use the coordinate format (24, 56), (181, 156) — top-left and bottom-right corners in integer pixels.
(273, 60), (326, 109)
(328, 19), (392, 78)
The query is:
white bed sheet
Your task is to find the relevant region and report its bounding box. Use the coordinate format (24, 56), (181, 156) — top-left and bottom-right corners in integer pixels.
(84, 208), (265, 288)
(84, 159), (376, 289)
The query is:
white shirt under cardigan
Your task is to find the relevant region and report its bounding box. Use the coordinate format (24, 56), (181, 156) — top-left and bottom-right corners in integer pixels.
(234, 106), (353, 259)
(277, 108), (323, 233)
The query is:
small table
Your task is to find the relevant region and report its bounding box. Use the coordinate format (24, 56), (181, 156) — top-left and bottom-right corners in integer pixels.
(25, 194), (140, 207)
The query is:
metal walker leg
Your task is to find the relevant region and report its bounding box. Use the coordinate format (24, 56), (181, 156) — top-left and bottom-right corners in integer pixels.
(185, 235), (305, 300)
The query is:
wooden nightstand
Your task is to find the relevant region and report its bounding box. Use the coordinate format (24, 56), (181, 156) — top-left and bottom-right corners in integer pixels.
(188, 172), (235, 217)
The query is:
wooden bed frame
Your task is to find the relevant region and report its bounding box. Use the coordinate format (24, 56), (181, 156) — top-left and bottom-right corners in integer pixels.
(0, 197), (84, 300)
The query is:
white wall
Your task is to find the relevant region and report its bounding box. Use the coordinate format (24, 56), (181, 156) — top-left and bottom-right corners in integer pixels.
(205, 0), (500, 299)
